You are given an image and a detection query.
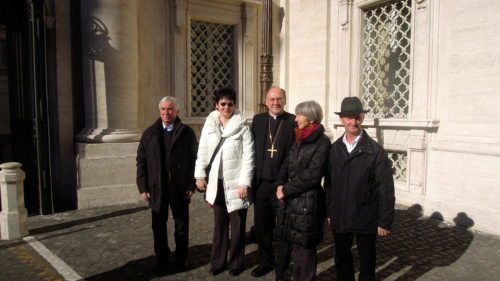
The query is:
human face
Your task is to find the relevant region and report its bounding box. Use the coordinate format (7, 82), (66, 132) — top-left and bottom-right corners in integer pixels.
(159, 101), (179, 126)
(265, 88), (286, 116)
(340, 113), (364, 137)
(216, 98), (235, 119)
(295, 114), (310, 130)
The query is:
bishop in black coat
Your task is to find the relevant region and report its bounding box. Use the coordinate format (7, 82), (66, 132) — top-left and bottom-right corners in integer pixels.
(251, 110), (296, 277)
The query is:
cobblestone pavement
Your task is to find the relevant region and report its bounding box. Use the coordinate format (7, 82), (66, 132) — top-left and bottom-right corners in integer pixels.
(1, 193), (499, 281)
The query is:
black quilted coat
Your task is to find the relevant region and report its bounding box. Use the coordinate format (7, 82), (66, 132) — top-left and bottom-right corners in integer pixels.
(275, 124), (330, 247)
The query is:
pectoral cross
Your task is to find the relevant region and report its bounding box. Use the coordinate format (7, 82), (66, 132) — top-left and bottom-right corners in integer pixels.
(268, 144), (277, 158)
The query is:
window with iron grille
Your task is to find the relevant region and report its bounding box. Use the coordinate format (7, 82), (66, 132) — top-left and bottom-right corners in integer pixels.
(361, 0), (412, 118)
(388, 150), (407, 182)
(190, 20), (235, 117)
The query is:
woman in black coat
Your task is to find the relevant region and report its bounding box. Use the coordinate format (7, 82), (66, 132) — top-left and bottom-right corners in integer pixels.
(276, 100), (330, 281)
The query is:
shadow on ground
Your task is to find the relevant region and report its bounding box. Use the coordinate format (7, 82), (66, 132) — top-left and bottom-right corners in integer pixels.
(84, 244), (212, 281)
(316, 204), (474, 280)
(29, 206), (149, 235)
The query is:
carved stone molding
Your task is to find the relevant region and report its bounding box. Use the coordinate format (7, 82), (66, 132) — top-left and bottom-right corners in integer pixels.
(339, 0), (353, 31)
(416, 0), (428, 12)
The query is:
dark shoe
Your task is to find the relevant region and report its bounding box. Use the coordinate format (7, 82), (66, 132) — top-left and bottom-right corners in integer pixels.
(229, 268), (243, 276)
(209, 266), (226, 276)
(251, 265), (273, 277)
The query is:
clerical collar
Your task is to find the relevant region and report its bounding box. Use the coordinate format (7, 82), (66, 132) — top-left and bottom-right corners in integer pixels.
(268, 112), (284, 120)
(162, 122), (174, 132)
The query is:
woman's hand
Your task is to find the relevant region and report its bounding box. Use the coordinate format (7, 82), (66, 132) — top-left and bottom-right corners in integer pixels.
(196, 179), (207, 191)
(238, 186), (248, 199)
(276, 185), (285, 200)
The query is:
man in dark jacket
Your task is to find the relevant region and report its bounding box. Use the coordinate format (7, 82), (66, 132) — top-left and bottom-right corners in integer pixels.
(325, 97), (395, 281)
(136, 96), (197, 273)
(251, 87), (295, 280)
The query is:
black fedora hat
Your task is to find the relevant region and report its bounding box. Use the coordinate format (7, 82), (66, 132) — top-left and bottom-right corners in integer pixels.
(334, 96), (369, 115)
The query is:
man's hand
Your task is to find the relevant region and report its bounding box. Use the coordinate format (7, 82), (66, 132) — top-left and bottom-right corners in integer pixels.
(140, 192), (150, 201)
(196, 179), (207, 191)
(378, 227), (391, 237)
(276, 185), (285, 200)
(186, 190), (193, 199)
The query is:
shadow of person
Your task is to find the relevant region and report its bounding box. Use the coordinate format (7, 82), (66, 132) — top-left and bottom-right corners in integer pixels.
(84, 255), (156, 281)
(375, 205), (474, 280)
(84, 244), (212, 281)
(316, 205), (474, 281)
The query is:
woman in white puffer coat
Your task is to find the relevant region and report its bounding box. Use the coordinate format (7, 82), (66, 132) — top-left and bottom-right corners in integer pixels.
(195, 88), (254, 276)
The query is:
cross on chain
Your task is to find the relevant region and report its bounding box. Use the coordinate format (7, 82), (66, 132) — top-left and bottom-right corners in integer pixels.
(267, 144), (278, 158)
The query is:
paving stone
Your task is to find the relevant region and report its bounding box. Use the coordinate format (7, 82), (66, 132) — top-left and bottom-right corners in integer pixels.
(1, 195), (499, 280)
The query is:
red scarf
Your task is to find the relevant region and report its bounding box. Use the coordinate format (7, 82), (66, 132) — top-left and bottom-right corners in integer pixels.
(295, 122), (320, 144)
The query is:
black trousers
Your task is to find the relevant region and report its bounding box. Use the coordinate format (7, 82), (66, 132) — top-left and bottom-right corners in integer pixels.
(211, 179), (248, 271)
(333, 231), (376, 281)
(152, 191), (189, 264)
(254, 180), (292, 274)
(291, 244), (317, 281)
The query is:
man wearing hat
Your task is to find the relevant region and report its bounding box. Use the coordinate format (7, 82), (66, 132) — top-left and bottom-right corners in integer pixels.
(325, 97), (395, 281)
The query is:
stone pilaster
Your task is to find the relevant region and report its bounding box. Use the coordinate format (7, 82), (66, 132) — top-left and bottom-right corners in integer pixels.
(76, 0), (142, 208)
(0, 162), (28, 240)
(77, 0), (140, 143)
(408, 129), (427, 195)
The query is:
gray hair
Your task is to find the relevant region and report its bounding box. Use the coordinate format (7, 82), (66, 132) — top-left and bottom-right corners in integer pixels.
(158, 96), (179, 110)
(295, 100), (323, 123)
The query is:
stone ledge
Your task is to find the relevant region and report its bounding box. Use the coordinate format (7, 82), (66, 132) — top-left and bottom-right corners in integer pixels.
(77, 184), (139, 209)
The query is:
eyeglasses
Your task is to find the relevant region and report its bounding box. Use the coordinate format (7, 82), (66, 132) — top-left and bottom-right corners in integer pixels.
(219, 102), (234, 108)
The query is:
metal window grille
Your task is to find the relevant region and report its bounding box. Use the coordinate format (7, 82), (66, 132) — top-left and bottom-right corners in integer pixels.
(388, 150), (407, 182)
(191, 20), (235, 117)
(361, 0), (412, 118)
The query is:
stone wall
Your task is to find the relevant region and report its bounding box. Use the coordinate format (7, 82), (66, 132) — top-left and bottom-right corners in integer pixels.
(278, 0), (500, 235)
(425, 0), (500, 235)
(76, 143), (139, 208)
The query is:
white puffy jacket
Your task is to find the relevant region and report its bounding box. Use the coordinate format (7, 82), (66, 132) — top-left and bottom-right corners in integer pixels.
(195, 110), (255, 212)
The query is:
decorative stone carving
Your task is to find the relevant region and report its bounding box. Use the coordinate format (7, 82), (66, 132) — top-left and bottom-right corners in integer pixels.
(339, 0), (352, 31)
(260, 0), (273, 112)
(416, 0), (428, 11)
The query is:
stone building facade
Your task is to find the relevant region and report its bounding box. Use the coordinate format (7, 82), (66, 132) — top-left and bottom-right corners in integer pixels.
(1, 0), (499, 235)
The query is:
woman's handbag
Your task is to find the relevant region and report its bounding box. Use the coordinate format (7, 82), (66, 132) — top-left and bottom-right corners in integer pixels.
(204, 137), (226, 184)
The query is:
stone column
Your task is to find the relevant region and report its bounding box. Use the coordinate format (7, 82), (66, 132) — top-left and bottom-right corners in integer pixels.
(0, 162), (28, 240)
(77, 0), (141, 142)
(75, 0), (142, 209)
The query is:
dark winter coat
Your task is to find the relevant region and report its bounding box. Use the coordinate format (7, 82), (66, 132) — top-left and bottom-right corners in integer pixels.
(325, 129), (395, 234)
(136, 117), (198, 212)
(276, 124), (330, 247)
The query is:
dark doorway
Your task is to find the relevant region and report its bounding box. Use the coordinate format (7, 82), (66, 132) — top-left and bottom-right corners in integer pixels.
(1, 0), (55, 215)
